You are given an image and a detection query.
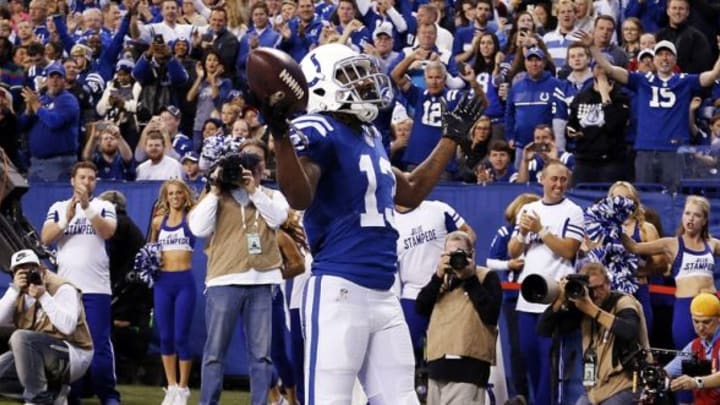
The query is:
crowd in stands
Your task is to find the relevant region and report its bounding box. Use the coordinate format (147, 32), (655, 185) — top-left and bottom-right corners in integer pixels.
(0, 0), (718, 191)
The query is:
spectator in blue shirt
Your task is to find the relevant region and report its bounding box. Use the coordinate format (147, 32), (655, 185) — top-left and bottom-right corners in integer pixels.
(82, 122), (136, 181)
(19, 63), (81, 181)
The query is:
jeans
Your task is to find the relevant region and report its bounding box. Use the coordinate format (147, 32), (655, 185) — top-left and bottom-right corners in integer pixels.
(0, 330), (71, 405)
(634, 151), (682, 192)
(29, 155), (76, 182)
(200, 284), (273, 405)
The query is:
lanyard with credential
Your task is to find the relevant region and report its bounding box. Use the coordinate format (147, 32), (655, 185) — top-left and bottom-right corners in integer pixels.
(239, 205), (260, 231)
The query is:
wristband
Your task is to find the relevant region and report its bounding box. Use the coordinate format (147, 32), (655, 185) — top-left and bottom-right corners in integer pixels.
(539, 227), (551, 239)
(84, 206), (99, 220)
(56, 216), (68, 231)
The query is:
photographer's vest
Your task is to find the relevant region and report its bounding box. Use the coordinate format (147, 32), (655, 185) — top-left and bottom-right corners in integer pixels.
(13, 272), (93, 350)
(690, 337), (720, 405)
(205, 191), (283, 281)
(426, 267), (498, 364)
(581, 294), (649, 404)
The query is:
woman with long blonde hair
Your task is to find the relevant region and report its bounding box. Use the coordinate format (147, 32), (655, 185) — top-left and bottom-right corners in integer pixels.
(623, 195), (720, 351)
(150, 179), (197, 405)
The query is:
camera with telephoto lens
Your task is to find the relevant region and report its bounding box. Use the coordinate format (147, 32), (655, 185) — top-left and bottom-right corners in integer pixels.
(26, 268), (42, 285)
(448, 249), (470, 270)
(211, 152), (262, 190)
(521, 273), (590, 304)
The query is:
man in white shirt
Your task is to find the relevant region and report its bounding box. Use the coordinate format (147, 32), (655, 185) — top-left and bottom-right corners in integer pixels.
(40, 161), (119, 405)
(130, 0), (197, 44)
(0, 249), (94, 405)
(188, 141), (289, 405)
(136, 131), (184, 181)
(507, 160), (583, 405)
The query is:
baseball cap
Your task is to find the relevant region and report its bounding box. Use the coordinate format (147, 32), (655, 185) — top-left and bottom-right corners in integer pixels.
(45, 63), (66, 77)
(162, 105), (181, 119)
(654, 40), (677, 56)
(10, 249), (40, 271)
(373, 22), (393, 40)
(691, 293), (720, 317)
(525, 47), (545, 60)
(181, 151), (199, 163)
(637, 48), (654, 60)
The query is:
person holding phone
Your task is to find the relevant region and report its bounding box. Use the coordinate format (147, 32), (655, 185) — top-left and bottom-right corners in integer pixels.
(515, 123), (575, 183)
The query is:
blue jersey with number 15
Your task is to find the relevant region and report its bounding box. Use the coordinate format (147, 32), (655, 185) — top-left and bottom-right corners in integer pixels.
(290, 113), (399, 290)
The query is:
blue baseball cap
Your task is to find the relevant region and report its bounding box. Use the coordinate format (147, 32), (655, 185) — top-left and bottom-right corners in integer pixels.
(181, 151), (199, 163)
(45, 63), (66, 77)
(525, 47), (545, 60)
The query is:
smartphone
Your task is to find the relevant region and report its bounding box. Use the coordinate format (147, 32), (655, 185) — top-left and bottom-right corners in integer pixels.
(532, 143), (550, 153)
(153, 34), (165, 45)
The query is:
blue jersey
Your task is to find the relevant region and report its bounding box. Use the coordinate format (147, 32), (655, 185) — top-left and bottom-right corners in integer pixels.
(505, 71), (567, 148)
(291, 113), (399, 290)
(627, 71), (701, 151)
(402, 86), (462, 170)
(476, 71), (504, 119)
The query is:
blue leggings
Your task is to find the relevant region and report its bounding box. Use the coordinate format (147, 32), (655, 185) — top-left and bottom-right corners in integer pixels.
(634, 284), (653, 334)
(153, 270), (197, 360)
(517, 311), (553, 405)
(270, 286), (296, 387)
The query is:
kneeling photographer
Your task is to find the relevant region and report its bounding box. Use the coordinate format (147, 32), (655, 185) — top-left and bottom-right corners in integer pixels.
(665, 293), (720, 405)
(416, 231), (502, 405)
(537, 263), (649, 405)
(0, 249), (93, 404)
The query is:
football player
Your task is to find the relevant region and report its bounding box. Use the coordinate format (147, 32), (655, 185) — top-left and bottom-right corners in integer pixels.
(258, 43), (484, 404)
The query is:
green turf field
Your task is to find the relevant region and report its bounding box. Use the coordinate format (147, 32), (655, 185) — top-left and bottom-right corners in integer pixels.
(0, 384), (251, 404)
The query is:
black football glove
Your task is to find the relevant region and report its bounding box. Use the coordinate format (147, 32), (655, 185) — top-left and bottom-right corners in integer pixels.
(256, 91), (292, 140)
(441, 91), (485, 152)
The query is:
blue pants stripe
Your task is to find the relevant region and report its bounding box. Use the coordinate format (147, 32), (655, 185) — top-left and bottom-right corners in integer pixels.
(307, 276), (322, 405)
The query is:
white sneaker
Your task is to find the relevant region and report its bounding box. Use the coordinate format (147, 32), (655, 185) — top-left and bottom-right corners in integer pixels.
(161, 385), (178, 405)
(173, 387), (190, 405)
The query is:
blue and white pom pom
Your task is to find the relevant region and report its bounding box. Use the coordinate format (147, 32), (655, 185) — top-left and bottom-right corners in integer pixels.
(132, 242), (163, 287)
(200, 135), (226, 165)
(584, 196), (640, 294)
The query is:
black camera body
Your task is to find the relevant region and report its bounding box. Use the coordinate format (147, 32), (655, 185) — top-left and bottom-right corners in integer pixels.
(212, 152), (262, 190)
(682, 357), (712, 377)
(26, 268), (42, 285)
(565, 274), (590, 299)
(448, 249), (470, 270)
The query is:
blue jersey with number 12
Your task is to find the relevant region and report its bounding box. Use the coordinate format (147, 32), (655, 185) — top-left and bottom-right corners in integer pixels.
(290, 113), (399, 290)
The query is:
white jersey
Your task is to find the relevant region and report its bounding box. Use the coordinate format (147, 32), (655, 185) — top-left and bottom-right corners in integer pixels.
(396, 200), (466, 300)
(45, 198), (117, 295)
(513, 198), (584, 313)
(136, 155), (184, 181)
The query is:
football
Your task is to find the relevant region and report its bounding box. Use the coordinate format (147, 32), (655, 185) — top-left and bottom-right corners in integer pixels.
(246, 47), (309, 113)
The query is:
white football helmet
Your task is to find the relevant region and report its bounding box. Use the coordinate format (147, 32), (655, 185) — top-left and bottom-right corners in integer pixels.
(300, 43), (393, 122)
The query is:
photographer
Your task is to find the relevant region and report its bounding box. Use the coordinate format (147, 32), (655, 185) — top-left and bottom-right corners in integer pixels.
(188, 139), (289, 405)
(0, 250), (93, 405)
(416, 231), (502, 404)
(537, 263), (649, 405)
(665, 293), (720, 405)
(515, 124), (575, 183)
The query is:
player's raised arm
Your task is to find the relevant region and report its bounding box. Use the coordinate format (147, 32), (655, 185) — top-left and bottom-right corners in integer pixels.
(395, 92), (484, 207)
(574, 30), (629, 85)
